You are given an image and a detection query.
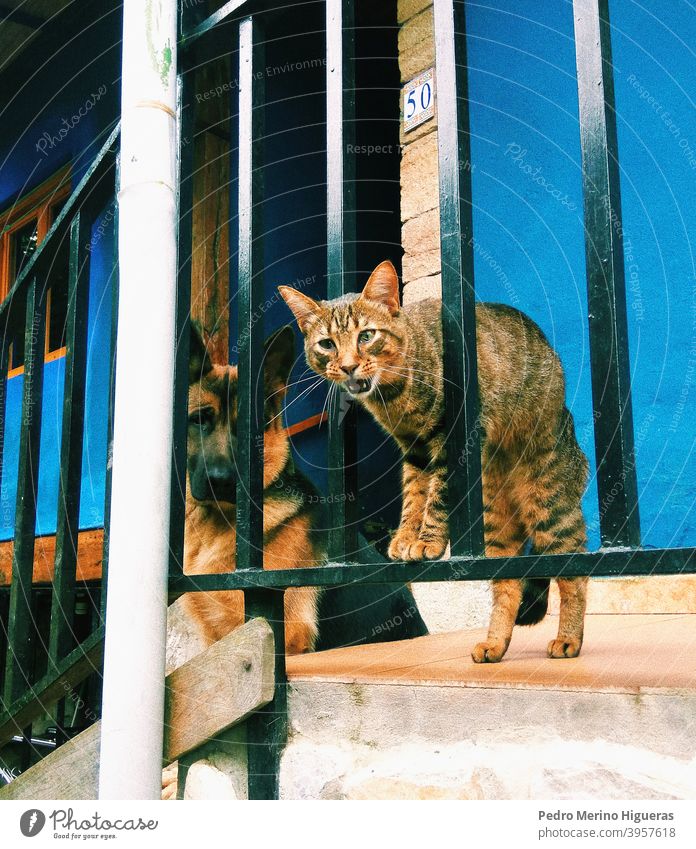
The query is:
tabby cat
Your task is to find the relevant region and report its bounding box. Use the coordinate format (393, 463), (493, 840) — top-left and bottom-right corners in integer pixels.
(279, 261), (589, 664)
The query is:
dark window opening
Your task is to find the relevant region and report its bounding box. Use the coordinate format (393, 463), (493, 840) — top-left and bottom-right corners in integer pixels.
(0, 169), (71, 372)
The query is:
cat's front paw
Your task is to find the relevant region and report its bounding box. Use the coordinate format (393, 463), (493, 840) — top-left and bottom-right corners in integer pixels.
(389, 534), (446, 561)
(547, 636), (583, 659)
(471, 638), (509, 663)
(407, 539), (447, 561)
(388, 529), (420, 560)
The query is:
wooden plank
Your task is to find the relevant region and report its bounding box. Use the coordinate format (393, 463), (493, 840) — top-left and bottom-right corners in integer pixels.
(0, 722), (100, 800)
(164, 617), (275, 762)
(0, 528), (103, 587)
(0, 618), (275, 799)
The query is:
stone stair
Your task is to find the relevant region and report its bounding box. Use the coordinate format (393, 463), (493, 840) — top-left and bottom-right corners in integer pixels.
(279, 613), (696, 800)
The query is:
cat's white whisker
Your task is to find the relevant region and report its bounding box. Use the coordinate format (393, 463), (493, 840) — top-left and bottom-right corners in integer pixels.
(268, 375), (324, 425)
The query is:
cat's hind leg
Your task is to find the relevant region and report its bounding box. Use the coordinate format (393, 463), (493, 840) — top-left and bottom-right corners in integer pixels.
(514, 412), (589, 658)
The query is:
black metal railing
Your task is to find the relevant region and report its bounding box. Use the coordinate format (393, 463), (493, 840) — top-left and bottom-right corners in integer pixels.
(2, 0), (689, 803)
(0, 126), (119, 773)
(172, 0), (696, 801)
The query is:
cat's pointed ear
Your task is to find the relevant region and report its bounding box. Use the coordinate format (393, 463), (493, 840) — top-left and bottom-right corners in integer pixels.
(360, 260), (400, 315)
(278, 286), (322, 332)
(189, 321), (213, 384)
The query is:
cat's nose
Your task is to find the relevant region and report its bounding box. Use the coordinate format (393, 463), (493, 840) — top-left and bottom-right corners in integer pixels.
(340, 363), (358, 375)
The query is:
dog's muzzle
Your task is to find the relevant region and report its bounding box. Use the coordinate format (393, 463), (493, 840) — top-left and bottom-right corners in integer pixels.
(190, 463), (237, 504)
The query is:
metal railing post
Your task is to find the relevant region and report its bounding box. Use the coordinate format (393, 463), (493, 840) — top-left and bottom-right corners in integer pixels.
(573, 0), (641, 549)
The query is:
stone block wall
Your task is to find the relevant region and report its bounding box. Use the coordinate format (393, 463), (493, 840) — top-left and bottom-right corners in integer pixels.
(398, 0), (442, 305)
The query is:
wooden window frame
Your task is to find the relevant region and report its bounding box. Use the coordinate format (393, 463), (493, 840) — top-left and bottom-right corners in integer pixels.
(0, 165), (72, 377)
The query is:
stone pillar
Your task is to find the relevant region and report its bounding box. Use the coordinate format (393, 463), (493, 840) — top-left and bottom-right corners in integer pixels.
(398, 0), (441, 304)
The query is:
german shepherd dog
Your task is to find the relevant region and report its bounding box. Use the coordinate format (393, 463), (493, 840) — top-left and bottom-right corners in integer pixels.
(165, 324), (427, 796)
(182, 322), (428, 655)
(182, 323), (325, 654)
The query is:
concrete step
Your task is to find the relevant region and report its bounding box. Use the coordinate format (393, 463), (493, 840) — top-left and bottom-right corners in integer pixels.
(279, 614), (696, 800)
(412, 576), (696, 634)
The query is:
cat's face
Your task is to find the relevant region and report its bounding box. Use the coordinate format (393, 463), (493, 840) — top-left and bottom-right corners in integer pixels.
(279, 261), (404, 399)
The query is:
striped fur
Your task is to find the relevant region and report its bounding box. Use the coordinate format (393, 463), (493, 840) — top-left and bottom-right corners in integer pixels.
(280, 261), (589, 663)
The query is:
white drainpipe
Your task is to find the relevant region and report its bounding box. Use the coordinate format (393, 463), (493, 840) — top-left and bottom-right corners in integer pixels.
(99, 0), (178, 799)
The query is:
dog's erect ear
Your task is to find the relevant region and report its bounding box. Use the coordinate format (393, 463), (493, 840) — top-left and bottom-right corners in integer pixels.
(263, 325), (295, 401)
(278, 286), (322, 333)
(189, 322), (213, 384)
(360, 260), (400, 315)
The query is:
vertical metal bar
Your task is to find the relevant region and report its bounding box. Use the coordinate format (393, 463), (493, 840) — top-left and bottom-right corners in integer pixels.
(326, 0), (358, 559)
(169, 56), (196, 580)
(3, 279), (47, 704)
(49, 211), (91, 666)
(573, 0), (640, 548)
(245, 588), (286, 800)
(433, 0), (484, 557)
(236, 14), (287, 802)
(236, 15), (265, 572)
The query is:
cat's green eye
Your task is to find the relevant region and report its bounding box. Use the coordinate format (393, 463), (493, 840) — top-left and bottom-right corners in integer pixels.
(358, 329), (376, 344)
(317, 338), (335, 351)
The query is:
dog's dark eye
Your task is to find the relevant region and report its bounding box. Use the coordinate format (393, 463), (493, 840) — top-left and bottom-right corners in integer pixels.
(358, 329), (375, 344)
(317, 338), (335, 351)
(188, 408), (214, 433)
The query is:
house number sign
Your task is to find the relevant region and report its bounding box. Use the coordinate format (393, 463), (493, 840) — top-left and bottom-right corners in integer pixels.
(403, 68), (436, 133)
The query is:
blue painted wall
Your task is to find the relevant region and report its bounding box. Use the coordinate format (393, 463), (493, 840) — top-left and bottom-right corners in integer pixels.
(0, 9), (121, 540)
(0, 0), (693, 553)
(464, 0), (695, 549)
